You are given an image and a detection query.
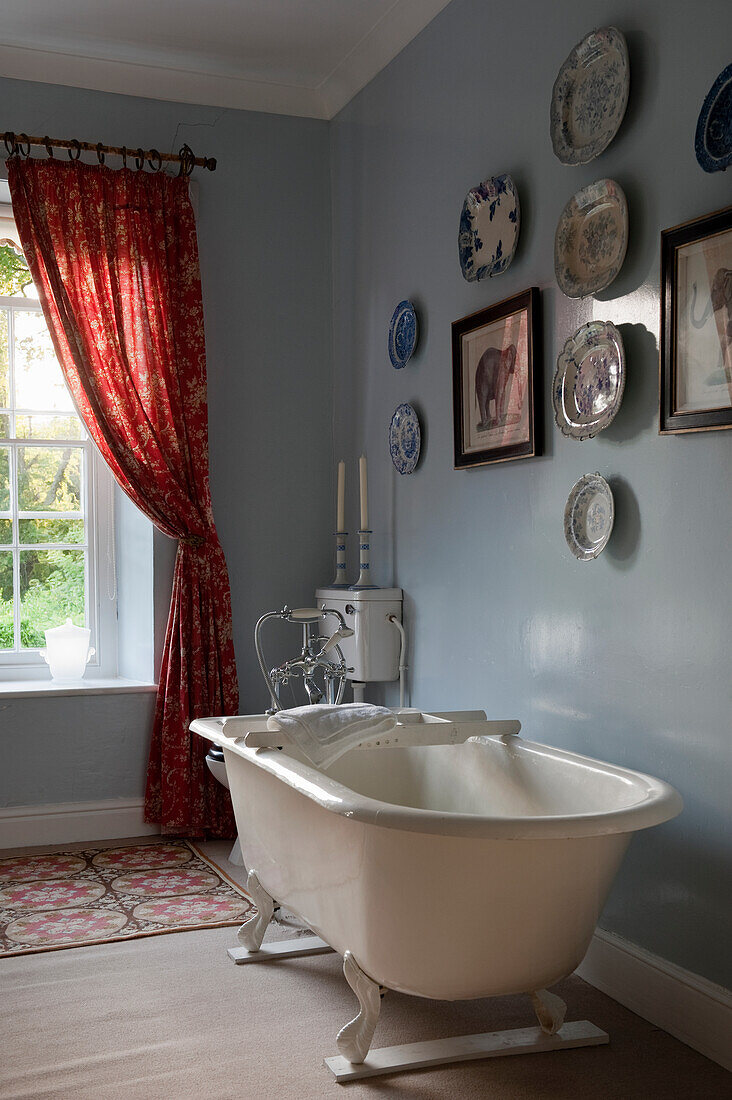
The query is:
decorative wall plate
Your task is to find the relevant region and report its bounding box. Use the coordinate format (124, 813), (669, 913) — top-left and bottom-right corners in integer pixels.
(389, 402), (421, 474)
(553, 320), (626, 440)
(563, 472), (614, 561)
(554, 179), (628, 298)
(695, 62), (732, 173)
(388, 300), (418, 368)
(550, 27), (629, 165)
(458, 174), (520, 282)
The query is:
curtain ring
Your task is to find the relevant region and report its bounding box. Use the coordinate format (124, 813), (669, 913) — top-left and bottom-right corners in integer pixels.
(68, 138), (82, 161)
(134, 147), (145, 171)
(16, 133), (31, 157)
(96, 143), (106, 165)
(44, 136), (55, 158)
(4, 132), (17, 157)
(178, 144), (196, 177)
(147, 148), (162, 172)
(121, 146), (128, 169)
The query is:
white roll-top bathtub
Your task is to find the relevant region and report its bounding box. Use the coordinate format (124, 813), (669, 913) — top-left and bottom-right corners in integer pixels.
(193, 710), (682, 1003)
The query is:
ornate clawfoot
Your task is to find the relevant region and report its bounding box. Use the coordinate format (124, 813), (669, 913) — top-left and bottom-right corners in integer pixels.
(336, 951), (384, 1063)
(237, 869), (275, 951)
(530, 988), (567, 1035)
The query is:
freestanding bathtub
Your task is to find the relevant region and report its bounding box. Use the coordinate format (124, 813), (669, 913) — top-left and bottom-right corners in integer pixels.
(192, 710), (682, 1077)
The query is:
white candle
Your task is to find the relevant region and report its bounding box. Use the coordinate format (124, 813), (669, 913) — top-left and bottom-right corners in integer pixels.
(359, 454), (368, 530)
(336, 460), (345, 531)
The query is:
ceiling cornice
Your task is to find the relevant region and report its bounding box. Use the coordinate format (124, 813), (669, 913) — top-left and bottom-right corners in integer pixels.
(0, 0), (452, 121)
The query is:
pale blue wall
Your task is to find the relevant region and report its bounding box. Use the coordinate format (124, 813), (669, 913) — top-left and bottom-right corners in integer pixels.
(330, 0), (732, 988)
(0, 76), (333, 805)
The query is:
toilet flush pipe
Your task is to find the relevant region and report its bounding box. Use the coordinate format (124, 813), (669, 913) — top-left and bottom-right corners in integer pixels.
(387, 614), (408, 710)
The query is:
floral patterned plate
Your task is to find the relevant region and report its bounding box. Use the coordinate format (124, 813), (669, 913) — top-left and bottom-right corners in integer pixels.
(388, 300), (418, 368)
(389, 402), (421, 475)
(695, 61), (732, 173)
(553, 320), (625, 440)
(458, 174), (520, 282)
(554, 179), (628, 298)
(563, 472), (614, 561)
(550, 27), (629, 165)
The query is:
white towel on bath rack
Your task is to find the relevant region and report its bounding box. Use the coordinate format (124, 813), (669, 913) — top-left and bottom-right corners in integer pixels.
(266, 703), (397, 767)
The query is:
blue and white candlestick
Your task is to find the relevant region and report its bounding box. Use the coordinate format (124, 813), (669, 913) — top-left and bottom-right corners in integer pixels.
(330, 531), (349, 588)
(349, 530), (378, 590)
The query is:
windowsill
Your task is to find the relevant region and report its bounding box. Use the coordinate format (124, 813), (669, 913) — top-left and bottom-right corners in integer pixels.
(0, 678), (158, 700)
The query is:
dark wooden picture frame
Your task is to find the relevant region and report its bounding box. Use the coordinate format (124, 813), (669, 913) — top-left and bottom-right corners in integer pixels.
(660, 204), (732, 434)
(452, 287), (541, 468)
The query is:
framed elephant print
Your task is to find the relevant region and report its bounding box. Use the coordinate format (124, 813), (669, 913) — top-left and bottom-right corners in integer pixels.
(452, 287), (541, 468)
(661, 204), (732, 433)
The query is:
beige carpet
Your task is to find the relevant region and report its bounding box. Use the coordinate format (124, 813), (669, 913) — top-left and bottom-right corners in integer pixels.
(0, 841), (728, 1098)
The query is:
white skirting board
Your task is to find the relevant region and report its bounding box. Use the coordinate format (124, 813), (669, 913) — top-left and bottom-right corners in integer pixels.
(577, 928), (732, 1072)
(0, 798), (159, 849)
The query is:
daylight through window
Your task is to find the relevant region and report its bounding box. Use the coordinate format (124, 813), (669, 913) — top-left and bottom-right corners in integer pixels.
(0, 237), (91, 653)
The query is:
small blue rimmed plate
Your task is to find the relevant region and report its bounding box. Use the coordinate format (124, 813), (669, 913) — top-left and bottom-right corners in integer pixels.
(388, 300), (418, 368)
(563, 472), (614, 560)
(389, 403), (421, 475)
(458, 174), (520, 282)
(695, 62), (732, 173)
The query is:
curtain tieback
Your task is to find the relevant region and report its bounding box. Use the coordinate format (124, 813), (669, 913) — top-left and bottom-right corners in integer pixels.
(180, 532), (209, 549)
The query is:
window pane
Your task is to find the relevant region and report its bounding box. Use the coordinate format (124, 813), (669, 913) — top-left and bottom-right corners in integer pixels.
(0, 310), (8, 407)
(0, 446), (9, 509)
(0, 241), (35, 298)
(16, 414), (84, 440)
(0, 550), (12, 649)
(0, 519), (11, 544)
(19, 548), (85, 648)
(20, 518), (85, 544)
(17, 446), (82, 511)
(0, 413), (9, 437)
(14, 311), (74, 412)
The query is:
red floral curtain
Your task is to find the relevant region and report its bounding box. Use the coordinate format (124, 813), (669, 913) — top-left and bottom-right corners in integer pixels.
(9, 156), (238, 837)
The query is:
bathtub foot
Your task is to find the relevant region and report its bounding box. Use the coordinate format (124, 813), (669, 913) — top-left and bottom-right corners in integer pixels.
(530, 989), (567, 1035)
(237, 869), (275, 952)
(336, 951), (385, 1063)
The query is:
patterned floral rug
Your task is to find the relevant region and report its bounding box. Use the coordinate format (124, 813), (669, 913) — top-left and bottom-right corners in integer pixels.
(0, 841), (253, 957)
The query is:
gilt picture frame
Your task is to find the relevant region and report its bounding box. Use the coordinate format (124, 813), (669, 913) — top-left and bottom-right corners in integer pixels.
(452, 287), (541, 468)
(660, 204), (732, 434)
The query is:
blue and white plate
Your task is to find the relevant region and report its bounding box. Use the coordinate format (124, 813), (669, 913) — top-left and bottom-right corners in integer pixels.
(388, 300), (418, 368)
(550, 27), (629, 166)
(563, 472), (614, 561)
(695, 62), (732, 173)
(389, 402), (421, 475)
(553, 321), (625, 440)
(458, 174), (520, 282)
(554, 178), (628, 298)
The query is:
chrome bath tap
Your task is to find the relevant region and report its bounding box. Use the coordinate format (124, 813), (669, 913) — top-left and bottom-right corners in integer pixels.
(254, 605), (354, 713)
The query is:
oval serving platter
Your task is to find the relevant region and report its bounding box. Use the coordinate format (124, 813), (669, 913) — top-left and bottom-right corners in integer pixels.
(389, 402), (421, 475)
(458, 173), (520, 282)
(554, 178), (628, 298)
(388, 300), (418, 368)
(563, 472), (614, 561)
(553, 320), (626, 440)
(550, 26), (629, 165)
(695, 61), (732, 173)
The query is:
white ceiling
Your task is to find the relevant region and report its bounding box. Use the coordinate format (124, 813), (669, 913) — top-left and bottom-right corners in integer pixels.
(0, 0), (453, 119)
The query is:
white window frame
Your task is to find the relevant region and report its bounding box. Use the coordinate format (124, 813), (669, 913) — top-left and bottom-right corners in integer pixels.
(0, 233), (117, 680)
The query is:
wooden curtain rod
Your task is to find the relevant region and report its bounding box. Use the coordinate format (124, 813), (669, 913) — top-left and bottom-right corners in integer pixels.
(1, 132), (216, 175)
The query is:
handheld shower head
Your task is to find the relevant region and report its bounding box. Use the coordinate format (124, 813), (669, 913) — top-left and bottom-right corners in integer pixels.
(320, 624), (355, 656)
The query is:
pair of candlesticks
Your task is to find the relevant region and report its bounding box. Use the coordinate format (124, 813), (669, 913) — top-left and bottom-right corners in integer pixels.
(332, 455), (378, 590)
(331, 529), (377, 590)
